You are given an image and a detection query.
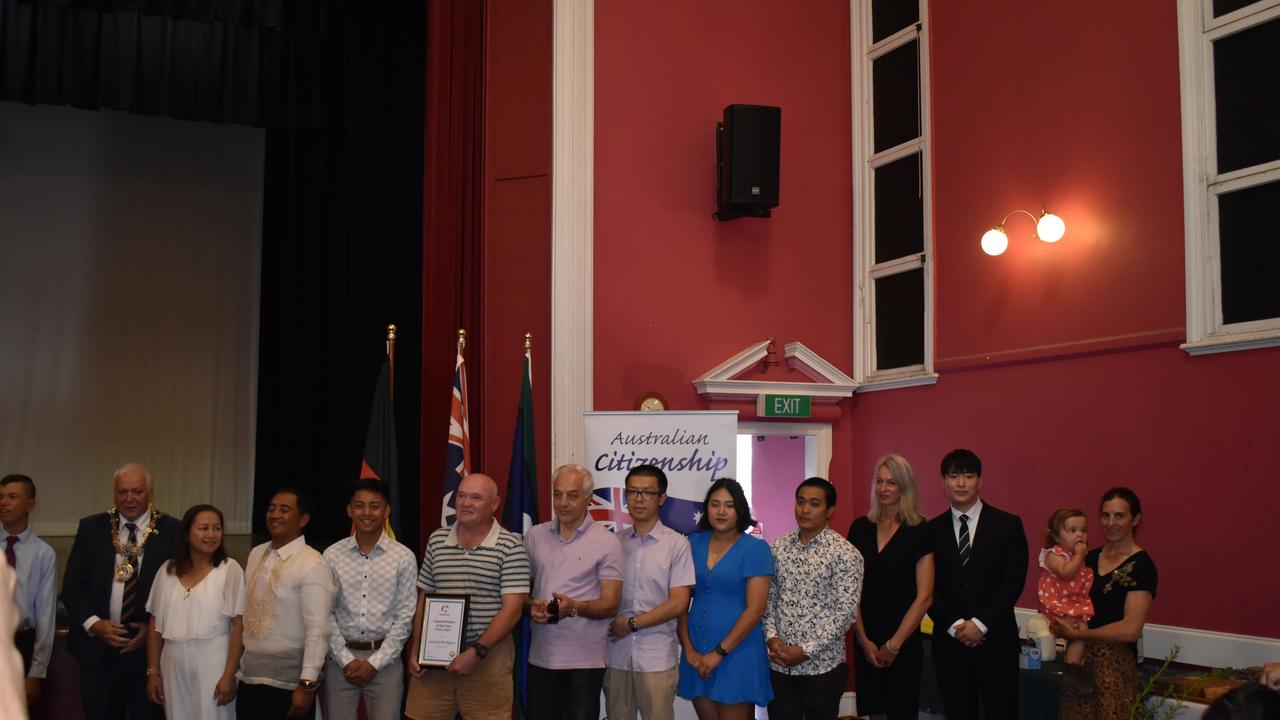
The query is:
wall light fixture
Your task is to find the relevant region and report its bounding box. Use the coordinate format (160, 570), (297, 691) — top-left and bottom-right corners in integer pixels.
(980, 209), (1066, 256)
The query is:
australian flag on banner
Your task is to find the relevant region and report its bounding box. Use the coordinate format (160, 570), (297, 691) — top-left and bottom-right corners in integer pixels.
(441, 349), (470, 527)
(592, 487), (704, 535)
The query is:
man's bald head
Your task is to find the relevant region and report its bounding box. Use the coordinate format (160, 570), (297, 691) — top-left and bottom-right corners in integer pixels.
(455, 473), (500, 529)
(113, 462), (153, 521)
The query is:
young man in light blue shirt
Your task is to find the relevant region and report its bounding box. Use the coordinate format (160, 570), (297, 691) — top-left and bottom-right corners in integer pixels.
(0, 473), (58, 707)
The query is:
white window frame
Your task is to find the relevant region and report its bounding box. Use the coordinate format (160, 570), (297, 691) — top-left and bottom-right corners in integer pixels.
(1177, 0), (1280, 355)
(850, 0), (938, 391)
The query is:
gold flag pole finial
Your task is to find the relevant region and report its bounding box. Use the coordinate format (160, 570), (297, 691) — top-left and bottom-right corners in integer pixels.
(523, 332), (532, 350)
(457, 329), (467, 353)
(386, 324), (397, 399)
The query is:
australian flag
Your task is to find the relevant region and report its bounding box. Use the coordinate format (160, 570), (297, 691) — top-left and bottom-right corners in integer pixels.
(441, 348), (470, 527)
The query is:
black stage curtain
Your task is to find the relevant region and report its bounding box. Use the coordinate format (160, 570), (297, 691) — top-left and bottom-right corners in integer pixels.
(0, 0), (323, 127)
(252, 0), (426, 553)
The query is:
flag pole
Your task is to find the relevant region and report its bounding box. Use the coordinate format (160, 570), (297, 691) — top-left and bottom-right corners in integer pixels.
(386, 324), (397, 400)
(458, 328), (467, 355)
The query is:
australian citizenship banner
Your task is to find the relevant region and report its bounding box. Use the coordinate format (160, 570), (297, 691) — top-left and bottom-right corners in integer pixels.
(583, 411), (738, 536)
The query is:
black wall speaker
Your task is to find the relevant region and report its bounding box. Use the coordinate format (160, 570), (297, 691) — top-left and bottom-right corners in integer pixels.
(715, 104), (781, 221)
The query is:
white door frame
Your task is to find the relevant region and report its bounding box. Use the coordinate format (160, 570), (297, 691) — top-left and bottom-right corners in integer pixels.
(737, 421), (833, 479)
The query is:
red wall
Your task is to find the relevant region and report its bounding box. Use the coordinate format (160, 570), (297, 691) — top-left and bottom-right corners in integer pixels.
(594, 0), (858, 529)
(481, 0), (553, 522)
(593, 0), (1280, 639)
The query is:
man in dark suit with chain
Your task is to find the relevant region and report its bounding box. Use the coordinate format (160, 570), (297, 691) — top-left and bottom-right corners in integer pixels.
(927, 449), (1028, 720)
(61, 463), (180, 719)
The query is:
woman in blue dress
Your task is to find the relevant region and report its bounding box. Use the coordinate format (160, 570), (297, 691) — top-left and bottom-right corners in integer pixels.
(677, 478), (774, 719)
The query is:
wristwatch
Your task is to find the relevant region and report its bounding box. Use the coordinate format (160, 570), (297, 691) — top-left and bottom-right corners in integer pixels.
(627, 617), (639, 634)
(466, 641), (490, 659)
(298, 679), (319, 692)
(714, 644), (729, 657)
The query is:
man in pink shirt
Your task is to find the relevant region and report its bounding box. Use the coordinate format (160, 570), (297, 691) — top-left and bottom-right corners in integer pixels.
(604, 465), (695, 720)
(525, 464), (624, 720)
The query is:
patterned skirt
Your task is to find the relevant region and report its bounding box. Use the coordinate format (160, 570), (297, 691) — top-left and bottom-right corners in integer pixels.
(1058, 641), (1138, 720)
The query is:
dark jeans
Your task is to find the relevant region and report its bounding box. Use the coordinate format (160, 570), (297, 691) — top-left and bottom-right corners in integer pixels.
(767, 663), (847, 720)
(236, 682), (317, 720)
(79, 648), (162, 720)
(526, 664), (606, 720)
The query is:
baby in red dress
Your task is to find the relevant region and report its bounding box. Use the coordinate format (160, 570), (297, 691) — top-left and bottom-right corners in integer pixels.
(1037, 508), (1094, 666)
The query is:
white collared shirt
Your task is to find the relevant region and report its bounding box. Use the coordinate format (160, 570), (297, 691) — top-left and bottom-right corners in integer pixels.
(82, 508), (152, 632)
(239, 535), (335, 687)
(950, 499), (984, 546)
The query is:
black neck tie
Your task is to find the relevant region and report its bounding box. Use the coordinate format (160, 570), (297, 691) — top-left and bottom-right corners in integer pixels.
(958, 514), (972, 567)
(121, 523), (141, 625)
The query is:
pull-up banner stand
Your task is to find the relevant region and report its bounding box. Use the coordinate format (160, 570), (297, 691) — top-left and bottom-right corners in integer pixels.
(583, 411), (738, 535)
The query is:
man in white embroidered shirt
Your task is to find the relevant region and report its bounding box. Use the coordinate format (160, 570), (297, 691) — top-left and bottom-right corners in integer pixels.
(237, 487), (335, 720)
(322, 479), (417, 720)
(763, 477), (864, 720)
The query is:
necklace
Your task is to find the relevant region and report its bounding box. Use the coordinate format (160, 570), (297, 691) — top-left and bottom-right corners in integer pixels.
(109, 505), (163, 583)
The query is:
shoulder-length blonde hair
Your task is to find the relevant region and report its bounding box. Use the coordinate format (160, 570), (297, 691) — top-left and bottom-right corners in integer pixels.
(867, 453), (925, 526)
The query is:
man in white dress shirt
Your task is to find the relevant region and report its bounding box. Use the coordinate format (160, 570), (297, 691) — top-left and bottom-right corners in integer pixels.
(237, 487), (335, 720)
(323, 479), (417, 720)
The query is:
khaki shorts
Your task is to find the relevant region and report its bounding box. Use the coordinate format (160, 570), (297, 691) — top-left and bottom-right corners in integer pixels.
(405, 635), (514, 720)
(604, 664), (679, 720)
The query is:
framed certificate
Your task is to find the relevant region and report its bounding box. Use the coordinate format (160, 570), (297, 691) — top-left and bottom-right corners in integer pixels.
(418, 594), (470, 667)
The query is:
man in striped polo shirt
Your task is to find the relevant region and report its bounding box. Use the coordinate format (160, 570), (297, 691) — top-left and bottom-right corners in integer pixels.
(405, 473), (530, 720)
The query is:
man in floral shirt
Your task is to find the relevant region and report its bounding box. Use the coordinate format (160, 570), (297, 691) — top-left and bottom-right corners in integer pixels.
(762, 477), (864, 720)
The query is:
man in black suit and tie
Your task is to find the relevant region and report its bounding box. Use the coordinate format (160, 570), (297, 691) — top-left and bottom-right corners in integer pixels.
(62, 463), (180, 719)
(927, 449), (1028, 720)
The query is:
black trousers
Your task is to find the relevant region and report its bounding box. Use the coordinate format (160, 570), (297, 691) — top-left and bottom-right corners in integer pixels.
(932, 637), (1019, 720)
(236, 682), (317, 720)
(767, 663), (846, 720)
(526, 664), (606, 720)
(78, 648), (162, 720)
(15, 628), (35, 674)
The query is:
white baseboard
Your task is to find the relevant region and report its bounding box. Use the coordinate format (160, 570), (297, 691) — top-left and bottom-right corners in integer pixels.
(1014, 607), (1280, 668)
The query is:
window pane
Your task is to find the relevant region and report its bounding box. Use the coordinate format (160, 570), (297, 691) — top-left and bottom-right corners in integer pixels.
(873, 40), (920, 153)
(1214, 18), (1280, 174)
(1218, 180), (1280, 325)
(872, 0), (919, 44)
(875, 269), (924, 370)
(874, 153), (923, 263)
(1213, 0), (1262, 18)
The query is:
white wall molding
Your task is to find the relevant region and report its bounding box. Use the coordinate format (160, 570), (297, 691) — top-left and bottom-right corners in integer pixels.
(551, 0), (594, 467)
(693, 340), (858, 403)
(1014, 607), (1280, 669)
(737, 421), (833, 478)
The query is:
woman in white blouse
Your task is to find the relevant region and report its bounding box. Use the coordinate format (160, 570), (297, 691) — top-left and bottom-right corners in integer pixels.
(146, 504), (245, 719)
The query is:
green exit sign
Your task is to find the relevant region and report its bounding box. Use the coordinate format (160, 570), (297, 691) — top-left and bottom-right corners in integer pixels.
(758, 394), (811, 418)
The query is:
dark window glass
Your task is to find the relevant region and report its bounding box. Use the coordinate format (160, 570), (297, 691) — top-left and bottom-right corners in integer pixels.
(873, 40), (920, 153)
(1214, 18), (1280, 173)
(1214, 0), (1263, 17)
(874, 153), (923, 263)
(1218, 180), (1280, 325)
(872, 0), (919, 44)
(875, 269), (925, 370)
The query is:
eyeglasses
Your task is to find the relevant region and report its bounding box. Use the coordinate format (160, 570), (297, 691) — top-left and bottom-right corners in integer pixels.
(623, 489), (662, 500)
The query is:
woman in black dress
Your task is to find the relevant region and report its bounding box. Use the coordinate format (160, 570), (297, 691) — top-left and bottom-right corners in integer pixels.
(1055, 487), (1158, 719)
(847, 453), (935, 720)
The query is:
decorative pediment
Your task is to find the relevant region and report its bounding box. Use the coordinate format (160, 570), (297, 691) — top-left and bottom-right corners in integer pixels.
(692, 340), (858, 403)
